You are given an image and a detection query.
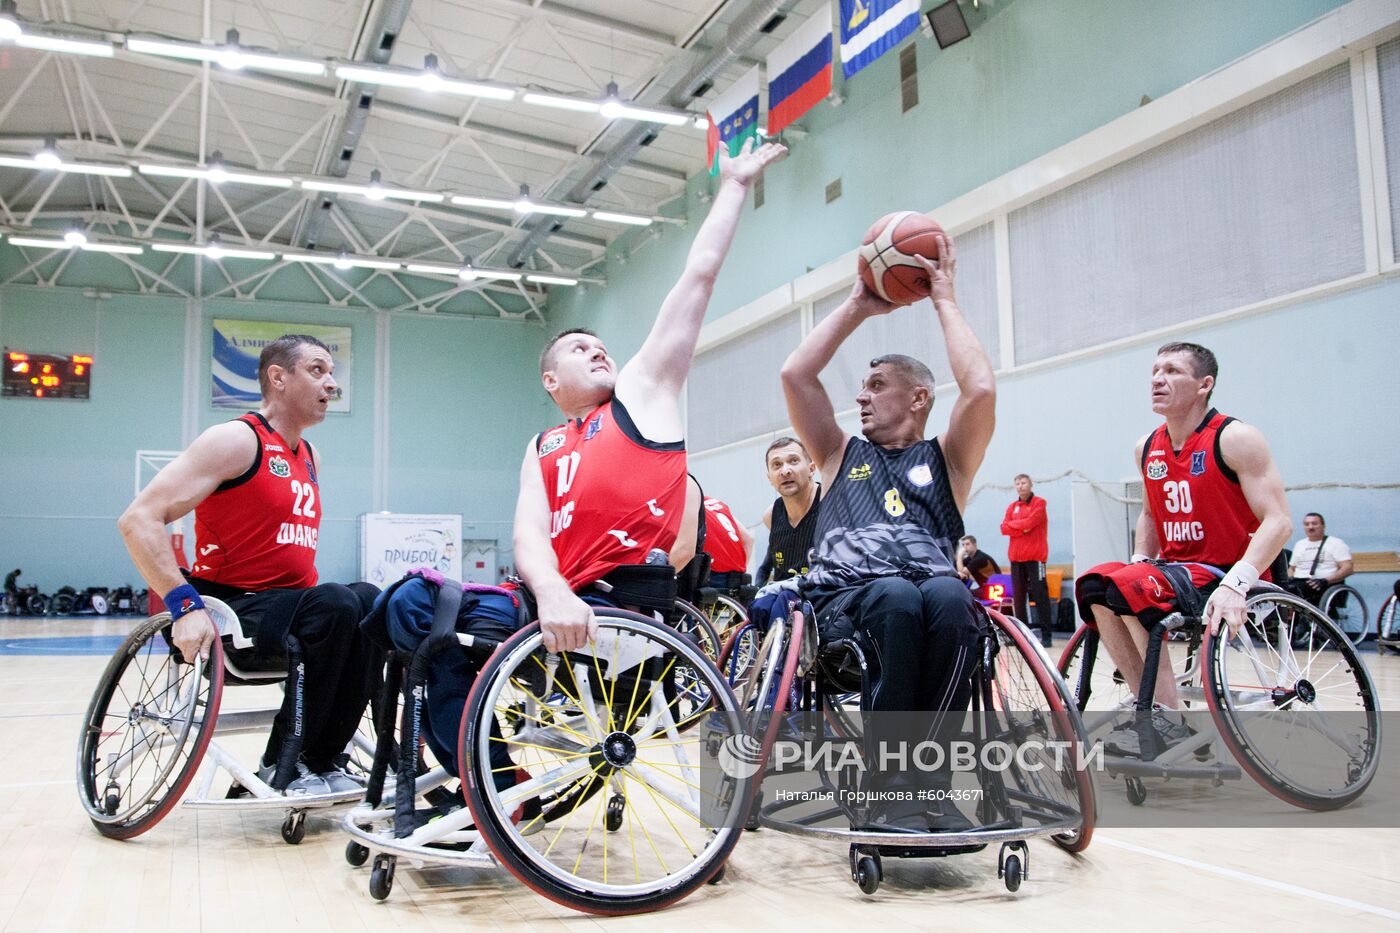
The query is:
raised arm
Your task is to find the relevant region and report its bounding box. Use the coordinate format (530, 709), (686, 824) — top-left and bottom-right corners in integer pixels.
(1204, 422), (1291, 636)
(513, 440), (595, 652)
(915, 234), (995, 507)
(781, 280), (896, 476)
(619, 140), (787, 402)
(118, 420), (256, 662)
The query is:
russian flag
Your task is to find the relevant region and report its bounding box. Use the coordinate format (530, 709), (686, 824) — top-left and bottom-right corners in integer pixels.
(766, 10), (832, 137)
(706, 65), (761, 175)
(839, 0), (920, 79)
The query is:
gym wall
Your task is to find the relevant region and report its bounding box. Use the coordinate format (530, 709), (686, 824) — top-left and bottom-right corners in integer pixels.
(0, 286), (555, 590)
(551, 0), (1398, 605)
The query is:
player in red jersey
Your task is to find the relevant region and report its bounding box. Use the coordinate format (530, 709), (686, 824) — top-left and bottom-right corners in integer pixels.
(701, 495), (753, 577)
(1074, 342), (1291, 756)
(119, 335), (378, 794)
(518, 138), (786, 653)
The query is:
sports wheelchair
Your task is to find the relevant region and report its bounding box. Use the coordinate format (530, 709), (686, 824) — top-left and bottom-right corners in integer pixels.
(727, 599), (1096, 895)
(77, 595), (379, 843)
(1058, 575), (1382, 809)
(342, 576), (753, 915)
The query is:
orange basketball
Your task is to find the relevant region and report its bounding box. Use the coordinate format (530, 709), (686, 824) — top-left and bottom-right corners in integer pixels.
(857, 211), (944, 304)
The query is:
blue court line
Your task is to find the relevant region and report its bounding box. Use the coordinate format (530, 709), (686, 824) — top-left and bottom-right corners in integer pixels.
(0, 635), (127, 656)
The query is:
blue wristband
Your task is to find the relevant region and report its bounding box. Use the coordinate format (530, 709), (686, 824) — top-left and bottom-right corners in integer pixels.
(165, 584), (205, 621)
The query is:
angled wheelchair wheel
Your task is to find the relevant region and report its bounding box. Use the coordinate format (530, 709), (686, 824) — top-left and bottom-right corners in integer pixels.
(1378, 595), (1400, 653)
(1204, 589), (1381, 810)
(460, 610), (748, 915)
(706, 594), (749, 642)
(77, 613), (223, 839)
(737, 610), (804, 767)
(717, 620), (760, 689)
(1056, 626), (1127, 715)
(985, 610), (1097, 853)
(1319, 584), (1368, 648)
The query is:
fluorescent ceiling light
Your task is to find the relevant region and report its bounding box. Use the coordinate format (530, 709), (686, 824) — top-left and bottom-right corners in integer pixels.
(15, 32), (113, 56)
(693, 115), (709, 130)
(127, 33), (324, 76)
(526, 204), (587, 218)
(404, 262), (459, 276)
(0, 153), (130, 176)
(8, 236), (70, 249)
(284, 252), (340, 266)
(450, 195), (516, 210)
(81, 241), (144, 254)
(137, 162), (293, 188)
(0, 13), (19, 42)
(526, 274), (578, 286)
(344, 257), (399, 270)
(6, 235), (142, 254)
(599, 100), (690, 126)
(301, 180), (372, 195)
(151, 242), (275, 260)
(474, 269), (522, 282)
(521, 92), (601, 113)
(591, 210), (653, 226)
(63, 229), (87, 246)
(334, 64), (514, 100)
(230, 51), (325, 76)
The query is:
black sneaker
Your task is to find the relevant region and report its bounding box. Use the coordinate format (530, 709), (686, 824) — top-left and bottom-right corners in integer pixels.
(1103, 710), (1193, 759)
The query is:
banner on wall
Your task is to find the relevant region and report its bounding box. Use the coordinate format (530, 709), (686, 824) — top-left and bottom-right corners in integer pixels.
(212, 319), (352, 412)
(839, 0), (920, 79)
(359, 513), (463, 588)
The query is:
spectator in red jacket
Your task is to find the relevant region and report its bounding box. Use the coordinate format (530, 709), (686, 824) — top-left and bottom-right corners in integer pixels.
(1001, 473), (1052, 647)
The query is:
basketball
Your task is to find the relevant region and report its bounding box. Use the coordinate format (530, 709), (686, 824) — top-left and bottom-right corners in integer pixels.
(857, 211), (944, 304)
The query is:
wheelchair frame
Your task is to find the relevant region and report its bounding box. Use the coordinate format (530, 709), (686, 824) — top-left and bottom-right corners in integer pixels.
(738, 601), (1096, 896)
(77, 597), (377, 844)
(1058, 582), (1382, 810)
(343, 599), (752, 915)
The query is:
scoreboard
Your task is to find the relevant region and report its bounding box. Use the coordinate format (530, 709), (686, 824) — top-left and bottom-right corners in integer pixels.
(3, 350), (93, 400)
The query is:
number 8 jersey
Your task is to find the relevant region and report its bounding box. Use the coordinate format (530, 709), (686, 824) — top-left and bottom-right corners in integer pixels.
(1140, 409), (1259, 568)
(192, 412), (320, 590)
(537, 397), (687, 591)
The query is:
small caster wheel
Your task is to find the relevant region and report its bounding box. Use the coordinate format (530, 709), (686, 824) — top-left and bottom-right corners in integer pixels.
(854, 855), (882, 895)
(280, 811), (306, 845)
(369, 854), (396, 901)
(708, 863), (726, 885)
(345, 841), (369, 867)
(1002, 854), (1023, 892)
(103, 784), (121, 816)
(1125, 776), (1147, 806)
(605, 793), (625, 832)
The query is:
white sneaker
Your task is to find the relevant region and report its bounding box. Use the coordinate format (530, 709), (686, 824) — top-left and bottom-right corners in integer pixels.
(284, 761), (331, 796)
(319, 767), (365, 794)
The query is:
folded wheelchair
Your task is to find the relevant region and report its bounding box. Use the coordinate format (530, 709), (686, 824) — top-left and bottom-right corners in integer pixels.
(726, 599), (1096, 895)
(77, 595), (379, 843)
(1057, 572), (1382, 809)
(342, 575), (754, 915)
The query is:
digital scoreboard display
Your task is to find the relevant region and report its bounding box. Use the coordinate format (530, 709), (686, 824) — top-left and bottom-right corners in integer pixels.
(3, 350), (93, 400)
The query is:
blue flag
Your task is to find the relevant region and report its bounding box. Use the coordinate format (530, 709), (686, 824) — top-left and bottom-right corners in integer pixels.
(839, 0), (920, 79)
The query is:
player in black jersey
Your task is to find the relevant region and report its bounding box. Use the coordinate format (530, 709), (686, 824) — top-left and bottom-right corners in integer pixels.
(756, 436), (821, 585)
(780, 230), (996, 833)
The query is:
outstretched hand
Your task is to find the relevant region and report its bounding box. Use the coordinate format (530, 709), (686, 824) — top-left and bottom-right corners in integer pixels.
(847, 276), (901, 317)
(718, 136), (788, 187)
(913, 231), (957, 306)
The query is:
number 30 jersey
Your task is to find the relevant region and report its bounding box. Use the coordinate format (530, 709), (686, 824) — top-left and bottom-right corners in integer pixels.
(537, 397), (687, 591)
(1140, 409), (1259, 568)
(191, 412), (320, 590)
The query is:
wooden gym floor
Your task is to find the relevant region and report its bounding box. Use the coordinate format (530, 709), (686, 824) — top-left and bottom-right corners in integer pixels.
(0, 615), (1395, 933)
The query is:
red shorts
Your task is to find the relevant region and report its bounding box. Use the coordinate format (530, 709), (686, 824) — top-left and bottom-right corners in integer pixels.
(1075, 561), (1222, 628)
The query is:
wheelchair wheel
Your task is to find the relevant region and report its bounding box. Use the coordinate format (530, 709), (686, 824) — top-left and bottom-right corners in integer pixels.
(717, 620), (760, 689)
(1319, 584), (1368, 648)
(1378, 595), (1400, 652)
(77, 613), (223, 838)
(706, 594), (749, 641)
(737, 610), (804, 767)
(1056, 626), (1131, 715)
(459, 610), (748, 915)
(985, 610), (1097, 853)
(1204, 590), (1381, 810)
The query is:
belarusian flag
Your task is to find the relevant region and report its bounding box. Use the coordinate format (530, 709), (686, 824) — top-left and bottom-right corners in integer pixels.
(706, 65), (761, 176)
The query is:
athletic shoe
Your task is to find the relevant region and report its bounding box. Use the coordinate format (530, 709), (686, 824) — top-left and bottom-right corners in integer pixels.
(318, 766), (365, 794)
(284, 761), (332, 796)
(1103, 710), (1194, 759)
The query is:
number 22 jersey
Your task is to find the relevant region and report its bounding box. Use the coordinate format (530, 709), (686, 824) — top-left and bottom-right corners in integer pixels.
(537, 397), (687, 591)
